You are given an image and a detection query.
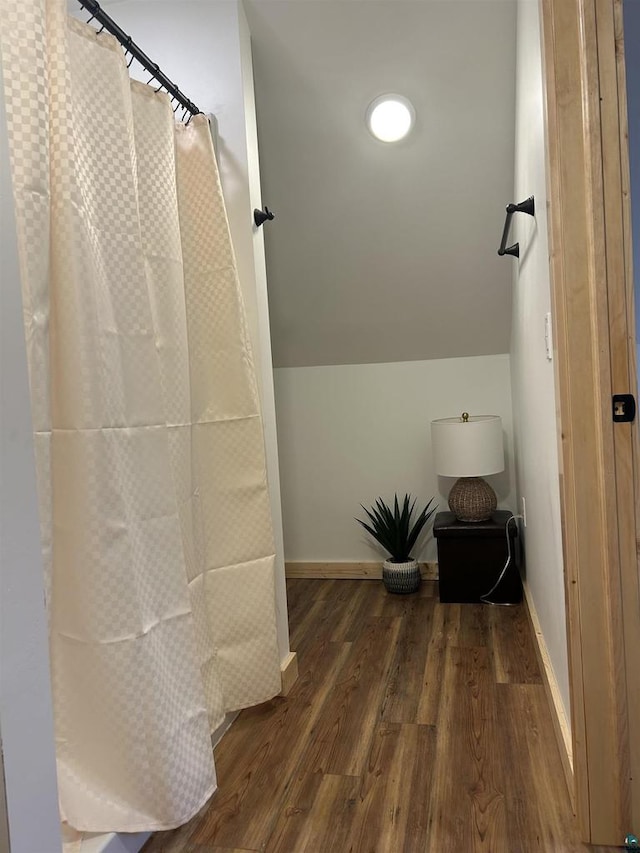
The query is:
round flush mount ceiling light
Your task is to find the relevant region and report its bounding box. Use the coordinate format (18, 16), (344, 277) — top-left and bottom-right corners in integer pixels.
(366, 94), (415, 142)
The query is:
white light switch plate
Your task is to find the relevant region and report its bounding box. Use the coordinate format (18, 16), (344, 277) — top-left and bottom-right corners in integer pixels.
(544, 312), (553, 361)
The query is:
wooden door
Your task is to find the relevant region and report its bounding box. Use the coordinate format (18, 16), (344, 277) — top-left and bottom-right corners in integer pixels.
(540, 0), (640, 843)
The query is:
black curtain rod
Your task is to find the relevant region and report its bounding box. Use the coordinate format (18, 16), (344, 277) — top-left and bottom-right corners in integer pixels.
(76, 0), (202, 118)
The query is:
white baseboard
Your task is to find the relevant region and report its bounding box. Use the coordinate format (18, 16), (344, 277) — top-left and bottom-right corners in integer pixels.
(212, 710), (240, 749)
(62, 828), (151, 853)
(522, 580), (574, 808)
(93, 833), (151, 853)
(280, 651), (299, 695)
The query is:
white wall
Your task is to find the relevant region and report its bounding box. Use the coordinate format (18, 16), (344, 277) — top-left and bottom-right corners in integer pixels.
(246, 0), (516, 369)
(275, 354), (515, 562)
(106, 0), (290, 660)
(511, 0), (569, 718)
(237, 3), (289, 662)
(0, 61), (62, 853)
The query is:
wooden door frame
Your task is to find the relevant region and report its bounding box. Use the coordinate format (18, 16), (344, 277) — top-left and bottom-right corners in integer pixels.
(541, 0), (640, 843)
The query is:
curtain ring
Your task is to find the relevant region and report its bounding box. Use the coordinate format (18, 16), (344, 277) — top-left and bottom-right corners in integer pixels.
(97, 24), (105, 34)
(127, 54), (135, 68)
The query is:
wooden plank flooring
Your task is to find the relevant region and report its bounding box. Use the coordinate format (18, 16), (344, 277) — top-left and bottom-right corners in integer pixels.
(143, 579), (619, 852)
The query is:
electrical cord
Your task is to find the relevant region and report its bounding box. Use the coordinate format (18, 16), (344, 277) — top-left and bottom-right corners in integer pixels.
(479, 513), (522, 606)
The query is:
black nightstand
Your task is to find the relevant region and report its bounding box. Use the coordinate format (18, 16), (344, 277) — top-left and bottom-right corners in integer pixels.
(433, 510), (521, 604)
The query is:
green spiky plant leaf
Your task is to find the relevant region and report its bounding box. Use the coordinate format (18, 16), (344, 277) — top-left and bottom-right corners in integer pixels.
(355, 493), (437, 562)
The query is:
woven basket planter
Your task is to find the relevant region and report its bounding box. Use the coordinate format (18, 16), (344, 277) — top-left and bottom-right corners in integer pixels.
(382, 558), (421, 594)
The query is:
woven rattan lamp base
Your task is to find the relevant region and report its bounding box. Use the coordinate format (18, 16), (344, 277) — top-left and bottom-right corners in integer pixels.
(448, 476), (497, 522)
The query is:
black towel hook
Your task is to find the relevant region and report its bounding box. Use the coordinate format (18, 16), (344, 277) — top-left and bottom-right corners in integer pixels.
(254, 207), (275, 227)
(497, 196), (535, 259)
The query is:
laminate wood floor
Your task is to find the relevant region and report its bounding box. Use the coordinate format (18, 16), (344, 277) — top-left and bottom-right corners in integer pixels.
(143, 579), (620, 852)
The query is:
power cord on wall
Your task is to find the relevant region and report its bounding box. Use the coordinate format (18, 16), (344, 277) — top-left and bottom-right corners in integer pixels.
(479, 513), (523, 606)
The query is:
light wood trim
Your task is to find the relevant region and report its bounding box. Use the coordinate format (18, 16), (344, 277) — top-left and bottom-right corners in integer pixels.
(608, 0), (640, 830)
(284, 561), (439, 581)
(522, 580), (574, 805)
(280, 651), (299, 696)
(590, 0), (635, 833)
(541, 0), (639, 842)
(539, 0), (590, 832)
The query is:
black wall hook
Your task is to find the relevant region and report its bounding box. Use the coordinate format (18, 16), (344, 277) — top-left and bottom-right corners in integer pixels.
(254, 207), (275, 227)
(497, 196), (535, 258)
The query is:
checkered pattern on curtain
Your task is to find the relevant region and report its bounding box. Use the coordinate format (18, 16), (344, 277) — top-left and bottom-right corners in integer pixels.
(0, 0), (281, 832)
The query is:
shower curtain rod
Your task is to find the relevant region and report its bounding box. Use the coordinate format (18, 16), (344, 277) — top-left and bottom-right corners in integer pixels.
(76, 0), (202, 118)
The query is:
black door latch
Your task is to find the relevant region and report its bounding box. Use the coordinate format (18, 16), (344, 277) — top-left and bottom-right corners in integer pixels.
(613, 394), (636, 423)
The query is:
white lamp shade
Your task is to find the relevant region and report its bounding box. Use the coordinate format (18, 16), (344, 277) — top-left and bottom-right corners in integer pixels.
(431, 415), (505, 478)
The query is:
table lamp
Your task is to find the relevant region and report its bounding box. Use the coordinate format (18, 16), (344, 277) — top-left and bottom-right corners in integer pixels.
(430, 412), (505, 522)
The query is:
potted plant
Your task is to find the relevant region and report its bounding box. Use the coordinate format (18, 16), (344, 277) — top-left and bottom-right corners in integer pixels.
(356, 493), (437, 594)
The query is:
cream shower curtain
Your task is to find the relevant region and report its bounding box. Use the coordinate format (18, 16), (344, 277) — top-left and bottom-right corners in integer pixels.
(0, 0), (281, 833)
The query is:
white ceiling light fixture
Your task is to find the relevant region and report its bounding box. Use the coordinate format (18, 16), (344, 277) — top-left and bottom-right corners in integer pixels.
(366, 94), (415, 143)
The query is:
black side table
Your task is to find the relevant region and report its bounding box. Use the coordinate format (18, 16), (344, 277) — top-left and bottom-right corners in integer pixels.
(433, 510), (521, 604)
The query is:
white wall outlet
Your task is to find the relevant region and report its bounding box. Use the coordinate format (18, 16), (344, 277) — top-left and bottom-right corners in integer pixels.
(544, 312), (553, 361)
(521, 496), (527, 527)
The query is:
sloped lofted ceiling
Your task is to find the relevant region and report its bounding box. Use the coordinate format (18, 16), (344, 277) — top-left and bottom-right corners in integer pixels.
(244, 0), (517, 368)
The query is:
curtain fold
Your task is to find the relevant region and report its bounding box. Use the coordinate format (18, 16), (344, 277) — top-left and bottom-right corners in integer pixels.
(0, 0), (281, 832)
